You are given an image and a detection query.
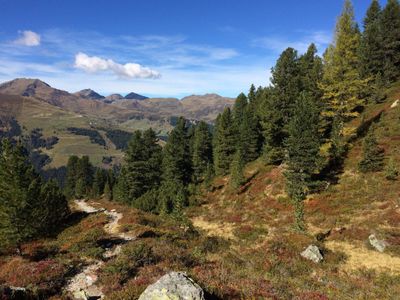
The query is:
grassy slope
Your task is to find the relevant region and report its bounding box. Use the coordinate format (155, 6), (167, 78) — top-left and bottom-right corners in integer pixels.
(10, 96), (124, 168)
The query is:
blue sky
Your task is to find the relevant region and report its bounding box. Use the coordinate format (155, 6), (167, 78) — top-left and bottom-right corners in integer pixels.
(0, 0), (377, 98)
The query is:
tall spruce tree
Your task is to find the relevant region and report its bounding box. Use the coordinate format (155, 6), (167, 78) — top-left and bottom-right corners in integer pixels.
(142, 128), (163, 190)
(380, 0), (400, 82)
(118, 131), (148, 204)
(262, 48), (300, 163)
(213, 108), (236, 175)
(239, 106), (261, 162)
(284, 93), (321, 231)
(360, 0), (383, 78)
(162, 117), (191, 185)
(298, 43), (323, 101)
(192, 121), (213, 183)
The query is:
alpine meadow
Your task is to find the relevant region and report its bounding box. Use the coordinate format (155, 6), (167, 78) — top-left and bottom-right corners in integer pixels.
(1, 0), (400, 299)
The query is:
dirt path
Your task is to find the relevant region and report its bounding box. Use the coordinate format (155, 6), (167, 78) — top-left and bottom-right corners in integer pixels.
(64, 200), (136, 299)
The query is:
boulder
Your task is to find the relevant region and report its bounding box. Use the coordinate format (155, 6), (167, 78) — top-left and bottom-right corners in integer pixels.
(369, 234), (387, 253)
(301, 245), (323, 263)
(138, 272), (205, 300)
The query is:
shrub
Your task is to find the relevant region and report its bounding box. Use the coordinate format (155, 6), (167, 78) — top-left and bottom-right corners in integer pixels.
(385, 158), (398, 180)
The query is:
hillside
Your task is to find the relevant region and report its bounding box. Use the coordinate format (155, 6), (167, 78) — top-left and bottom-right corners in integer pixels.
(0, 81), (399, 299)
(0, 78), (233, 168)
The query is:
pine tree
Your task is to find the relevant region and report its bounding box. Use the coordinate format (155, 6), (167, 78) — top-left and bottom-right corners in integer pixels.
(298, 43), (323, 101)
(230, 149), (245, 190)
(36, 179), (70, 236)
(321, 0), (367, 131)
(65, 155), (79, 199)
(284, 93), (322, 231)
(239, 106), (261, 162)
(213, 108), (236, 175)
(192, 121), (213, 183)
(262, 48), (300, 163)
(162, 117), (191, 185)
(0, 139), (69, 251)
(76, 156), (93, 198)
(360, 0), (383, 78)
(118, 131), (147, 203)
(142, 128), (162, 190)
(358, 126), (384, 172)
(248, 84), (256, 105)
(92, 168), (106, 198)
(233, 93), (248, 129)
(380, 0), (400, 82)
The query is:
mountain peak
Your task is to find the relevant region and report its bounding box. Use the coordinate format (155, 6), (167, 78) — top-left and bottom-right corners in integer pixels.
(74, 89), (105, 100)
(124, 92), (148, 100)
(0, 78), (53, 97)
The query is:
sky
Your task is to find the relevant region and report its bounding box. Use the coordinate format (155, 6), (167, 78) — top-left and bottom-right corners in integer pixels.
(0, 0), (378, 98)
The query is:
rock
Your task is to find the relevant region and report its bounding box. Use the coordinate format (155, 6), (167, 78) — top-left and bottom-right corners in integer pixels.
(391, 99), (399, 108)
(138, 272), (205, 300)
(369, 234), (387, 253)
(301, 245), (323, 263)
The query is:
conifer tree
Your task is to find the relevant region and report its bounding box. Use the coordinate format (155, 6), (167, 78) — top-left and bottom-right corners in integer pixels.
(142, 128), (162, 190)
(321, 0), (367, 131)
(360, 0), (383, 78)
(118, 131), (147, 203)
(192, 121), (213, 183)
(239, 106), (261, 162)
(233, 93), (248, 128)
(358, 126), (384, 172)
(298, 43), (323, 101)
(0, 139), (69, 251)
(76, 156), (93, 197)
(230, 149), (245, 190)
(92, 168), (106, 198)
(65, 155), (79, 199)
(162, 117), (191, 185)
(213, 108), (236, 175)
(37, 179), (70, 236)
(380, 0), (400, 82)
(248, 84), (256, 105)
(284, 93), (322, 231)
(262, 48), (300, 163)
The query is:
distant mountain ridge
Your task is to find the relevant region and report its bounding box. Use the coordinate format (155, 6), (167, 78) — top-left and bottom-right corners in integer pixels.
(0, 78), (234, 123)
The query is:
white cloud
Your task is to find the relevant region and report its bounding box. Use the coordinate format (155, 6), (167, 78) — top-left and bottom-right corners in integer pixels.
(74, 52), (160, 79)
(14, 30), (41, 46)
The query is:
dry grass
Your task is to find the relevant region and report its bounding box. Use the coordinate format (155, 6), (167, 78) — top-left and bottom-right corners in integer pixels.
(325, 240), (400, 275)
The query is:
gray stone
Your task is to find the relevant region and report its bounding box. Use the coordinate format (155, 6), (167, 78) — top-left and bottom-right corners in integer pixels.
(138, 272), (205, 300)
(369, 234), (387, 253)
(301, 245), (323, 263)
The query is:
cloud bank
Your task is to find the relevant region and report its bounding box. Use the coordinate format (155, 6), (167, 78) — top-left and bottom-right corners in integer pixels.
(74, 52), (161, 79)
(14, 30), (41, 46)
